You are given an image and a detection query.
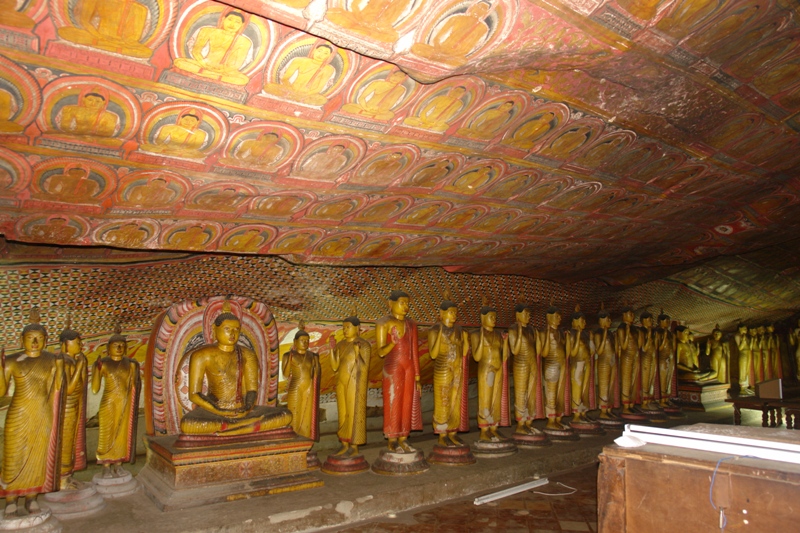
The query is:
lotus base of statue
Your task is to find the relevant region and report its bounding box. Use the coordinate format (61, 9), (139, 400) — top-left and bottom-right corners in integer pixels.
(371, 448), (430, 475)
(427, 442), (477, 466)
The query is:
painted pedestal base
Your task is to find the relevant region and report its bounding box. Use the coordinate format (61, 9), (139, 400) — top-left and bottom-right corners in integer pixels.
(471, 438), (518, 458)
(662, 403), (685, 418)
(320, 454), (369, 475)
(568, 418), (606, 435)
(510, 429), (551, 447)
(42, 482), (105, 519)
(639, 405), (668, 423)
(371, 449), (430, 475)
(92, 470), (140, 499)
(306, 451), (321, 470)
(427, 443), (477, 466)
(597, 416), (625, 429)
(677, 382), (730, 411)
(543, 425), (580, 441)
(138, 433), (324, 511)
(0, 509), (60, 532)
(620, 409), (649, 422)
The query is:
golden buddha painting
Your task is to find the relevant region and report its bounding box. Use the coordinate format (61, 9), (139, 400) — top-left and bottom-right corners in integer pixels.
(353, 235), (403, 258)
(115, 170), (187, 210)
(218, 225), (276, 253)
(339, 66), (418, 122)
(326, 0), (421, 43)
(538, 122), (598, 160)
(184, 183), (255, 213)
(410, 0), (501, 67)
(393, 200), (451, 226)
(437, 206), (486, 229)
(218, 122), (300, 172)
(32, 160), (113, 205)
(53, 0), (176, 59)
(138, 102), (228, 161)
(515, 175), (570, 205)
(313, 233), (363, 257)
(401, 155), (463, 188)
(161, 222), (220, 250)
(171, 4), (275, 87)
(269, 229), (323, 254)
(502, 105), (567, 151)
(442, 161), (503, 194)
(20, 214), (89, 244)
(482, 170), (538, 200)
(571, 131), (634, 168)
(349, 197), (411, 224)
(455, 95), (525, 141)
(293, 137), (364, 182)
(394, 236), (440, 258)
(39, 79), (141, 147)
(470, 210), (518, 233)
(248, 192), (315, 219)
(0, 146), (31, 199)
(95, 219), (158, 248)
(347, 146), (417, 187)
(403, 84), (473, 132)
(263, 35), (353, 106)
(304, 196), (365, 221)
(0, 56), (41, 134)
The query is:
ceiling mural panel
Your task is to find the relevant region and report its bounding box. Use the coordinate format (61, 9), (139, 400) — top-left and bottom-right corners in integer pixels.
(0, 0), (797, 317)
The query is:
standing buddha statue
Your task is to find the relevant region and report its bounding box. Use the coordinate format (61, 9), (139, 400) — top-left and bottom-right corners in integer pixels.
(470, 300), (509, 442)
(593, 307), (621, 425)
(508, 301), (545, 439)
(540, 304), (573, 435)
(57, 317), (88, 489)
(707, 325), (729, 384)
(566, 305), (600, 432)
(282, 320), (321, 442)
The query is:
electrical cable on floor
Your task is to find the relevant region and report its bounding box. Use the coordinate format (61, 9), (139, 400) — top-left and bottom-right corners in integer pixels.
(532, 482), (577, 496)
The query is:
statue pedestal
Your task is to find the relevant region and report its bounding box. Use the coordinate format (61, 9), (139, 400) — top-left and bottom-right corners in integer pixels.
(320, 454), (370, 475)
(138, 433), (324, 511)
(306, 451), (321, 470)
(92, 470), (140, 499)
(471, 439), (518, 458)
(0, 510), (60, 532)
(427, 443), (477, 466)
(677, 381), (730, 411)
(510, 430), (551, 448)
(42, 482), (105, 519)
(542, 426), (580, 441)
(620, 410), (649, 422)
(639, 405), (668, 423)
(371, 449), (430, 475)
(568, 418), (606, 436)
(597, 416), (625, 429)
(662, 403), (685, 418)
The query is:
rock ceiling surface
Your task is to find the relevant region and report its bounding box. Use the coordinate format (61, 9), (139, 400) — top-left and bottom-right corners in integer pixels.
(1, 0), (800, 300)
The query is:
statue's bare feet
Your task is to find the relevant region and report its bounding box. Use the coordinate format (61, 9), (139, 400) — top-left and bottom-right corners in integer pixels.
(448, 433), (464, 446)
(335, 443), (350, 456)
(4, 502), (18, 518)
(515, 423), (528, 435)
(545, 418), (563, 430)
(25, 499), (40, 514)
(61, 476), (81, 490)
(490, 426), (506, 441)
(102, 465), (114, 479)
(387, 439), (400, 453)
(113, 464), (127, 477)
(398, 438), (415, 453)
(479, 428), (492, 442)
(438, 434), (449, 447)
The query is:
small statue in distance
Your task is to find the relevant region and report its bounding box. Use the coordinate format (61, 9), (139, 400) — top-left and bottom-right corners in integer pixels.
(655, 311), (677, 408)
(616, 307), (642, 416)
(734, 323), (754, 394)
(0, 309), (65, 520)
(92, 325), (141, 478)
(283, 320), (321, 442)
(706, 324), (729, 384)
(675, 326), (716, 383)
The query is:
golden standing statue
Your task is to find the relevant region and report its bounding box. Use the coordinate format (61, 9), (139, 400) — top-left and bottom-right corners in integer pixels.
(735, 323), (753, 394)
(706, 325), (729, 384)
(765, 324), (781, 380)
(0, 310), (65, 519)
(593, 308), (619, 420)
(471, 302), (508, 442)
(282, 321), (322, 441)
(330, 314), (371, 456)
(508, 302), (543, 435)
(58, 320), (88, 489)
(91, 327), (141, 477)
(566, 306), (594, 424)
(789, 319), (800, 382)
(638, 312), (659, 411)
(180, 307), (292, 436)
(616, 307), (641, 415)
(655, 312), (676, 407)
(428, 294), (469, 447)
(540, 306), (568, 430)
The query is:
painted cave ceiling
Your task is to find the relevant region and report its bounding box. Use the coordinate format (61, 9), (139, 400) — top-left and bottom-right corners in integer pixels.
(1, 0), (800, 328)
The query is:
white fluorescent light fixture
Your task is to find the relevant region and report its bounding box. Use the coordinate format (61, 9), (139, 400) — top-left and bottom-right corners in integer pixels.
(474, 478), (549, 505)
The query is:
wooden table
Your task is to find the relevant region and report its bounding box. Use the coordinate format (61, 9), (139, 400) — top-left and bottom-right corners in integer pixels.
(726, 397), (800, 428)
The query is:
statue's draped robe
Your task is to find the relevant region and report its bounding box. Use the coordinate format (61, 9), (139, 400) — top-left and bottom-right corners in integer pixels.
(285, 349), (321, 441)
(96, 358), (141, 464)
(61, 354), (88, 476)
(379, 318), (422, 438)
(430, 324), (469, 434)
(334, 338), (371, 445)
(1, 351), (65, 497)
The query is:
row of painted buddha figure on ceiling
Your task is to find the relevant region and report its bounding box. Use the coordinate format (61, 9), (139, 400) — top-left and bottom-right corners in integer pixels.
(2, 0), (797, 173)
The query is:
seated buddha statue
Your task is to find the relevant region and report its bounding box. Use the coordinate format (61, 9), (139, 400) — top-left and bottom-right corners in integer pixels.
(179, 304), (292, 437)
(676, 326), (716, 383)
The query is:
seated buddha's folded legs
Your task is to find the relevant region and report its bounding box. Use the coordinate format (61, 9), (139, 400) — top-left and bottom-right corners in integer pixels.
(181, 406), (293, 435)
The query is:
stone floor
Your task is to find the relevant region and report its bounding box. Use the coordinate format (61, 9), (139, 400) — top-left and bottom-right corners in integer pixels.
(329, 464), (600, 533)
(38, 404), (774, 533)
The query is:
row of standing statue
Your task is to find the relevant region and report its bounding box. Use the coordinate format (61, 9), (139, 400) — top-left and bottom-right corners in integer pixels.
(0, 310), (139, 526)
(3, 293), (794, 522)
